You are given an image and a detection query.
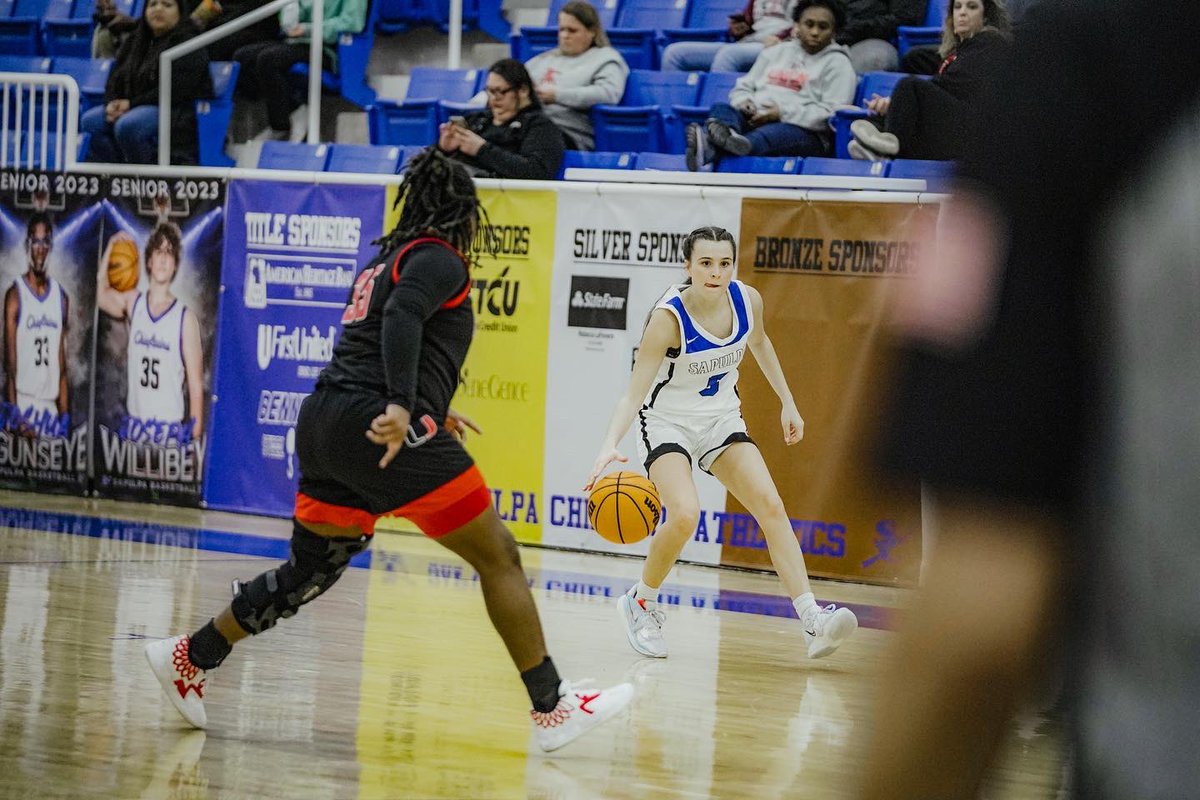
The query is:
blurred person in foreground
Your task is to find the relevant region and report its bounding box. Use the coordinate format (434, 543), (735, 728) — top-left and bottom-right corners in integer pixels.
(862, 0), (1200, 797)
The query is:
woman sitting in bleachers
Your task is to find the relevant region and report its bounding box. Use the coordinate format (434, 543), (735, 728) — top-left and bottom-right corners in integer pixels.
(81, 0), (213, 165)
(233, 0), (367, 142)
(521, 1), (628, 151)
(438, 59), (565, 180)
(849, 0), (1010, 161)
(685, 0), (855, 170)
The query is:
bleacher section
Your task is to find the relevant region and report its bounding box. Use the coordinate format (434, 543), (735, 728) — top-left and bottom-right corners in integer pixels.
(0, 1), (955, 185)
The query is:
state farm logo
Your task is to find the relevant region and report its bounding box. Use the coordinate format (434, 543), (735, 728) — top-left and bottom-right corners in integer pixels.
(568, 275), (629, 330)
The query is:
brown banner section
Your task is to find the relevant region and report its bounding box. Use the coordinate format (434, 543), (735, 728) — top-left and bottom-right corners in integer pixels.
(725, 199), (937, 586)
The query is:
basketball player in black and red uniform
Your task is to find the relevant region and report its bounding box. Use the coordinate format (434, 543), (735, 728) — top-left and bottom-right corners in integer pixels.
(145, 149), (633, 751)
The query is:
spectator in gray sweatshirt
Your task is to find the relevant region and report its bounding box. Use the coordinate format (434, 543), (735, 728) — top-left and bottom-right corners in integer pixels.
(685, 0), (856, 169)
(523, 1), (629, 151)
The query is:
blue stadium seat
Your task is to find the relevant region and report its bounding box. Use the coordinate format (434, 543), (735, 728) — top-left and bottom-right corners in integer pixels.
(51, 56), (111, 109)
(831, 71), (918, 158)
(368, 67), (483, 146)
(671, 70), (739, 150)
(257, 140), (330, 171)
(511, 0), (620, 62)
(326, 143), (403, 174)
(897, 0), (947, 56)
(558, 149), (637, 178)
(195, 61), (238, 167)
(289, 0), (379, 108)
(886, 158), (954, 191)
(0, 0), (53, 56)
(660, 0), (729, 52)
(637, 151), (696, 171)
(0, 54), (50, 72)
(395, 143), (426, 171)
(4, 130), (89, 169)
(592, 69), (701, 153)
(800, 157), (887, 177)
(607, 0), (689, 70)
(716, 155), (801, 174)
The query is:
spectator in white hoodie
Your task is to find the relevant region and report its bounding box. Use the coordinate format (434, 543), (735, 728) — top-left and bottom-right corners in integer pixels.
(524, 1), (629, 151)
(685, 0), (855, 170)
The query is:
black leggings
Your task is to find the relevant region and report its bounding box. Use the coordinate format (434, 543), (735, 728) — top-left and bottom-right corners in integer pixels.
(885, 76), (968, 161)
(233, 40), (311, 132)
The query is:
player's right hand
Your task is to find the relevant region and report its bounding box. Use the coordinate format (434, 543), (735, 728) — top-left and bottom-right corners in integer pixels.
(366, 403), (411, 468)
(583, 448), (627, 492)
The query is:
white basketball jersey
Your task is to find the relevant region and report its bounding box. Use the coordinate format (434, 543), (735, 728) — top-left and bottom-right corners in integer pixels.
(13, 276), (64, 408)
(641, 280), (753, 418)
(127, 293), (187, 423)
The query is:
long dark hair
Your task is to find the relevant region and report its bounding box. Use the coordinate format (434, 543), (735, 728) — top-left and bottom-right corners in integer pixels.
(940, 0), (1011, 57)
(374, 147), (488, 260)
(488, 58), (539, 108)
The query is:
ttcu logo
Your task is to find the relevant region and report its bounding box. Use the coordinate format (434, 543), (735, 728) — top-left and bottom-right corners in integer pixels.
(471, 267), (519, 317)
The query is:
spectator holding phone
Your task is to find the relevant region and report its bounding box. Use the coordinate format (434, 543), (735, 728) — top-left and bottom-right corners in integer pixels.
(438, 59), (565, 180)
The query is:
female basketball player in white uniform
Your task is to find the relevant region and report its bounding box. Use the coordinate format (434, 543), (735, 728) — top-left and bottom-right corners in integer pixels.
(585, 226), (857, 660)
(97, 223), (204, 442)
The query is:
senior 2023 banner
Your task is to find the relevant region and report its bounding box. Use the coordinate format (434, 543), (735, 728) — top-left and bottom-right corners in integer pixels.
(0, 170), (103, 494)
(92, 176), (225, 506)
(204, 180), (386, 517)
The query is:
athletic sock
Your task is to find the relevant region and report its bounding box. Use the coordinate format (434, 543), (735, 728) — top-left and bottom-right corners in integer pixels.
(188, 619), (233, 670)
(633, 580), (659, 607)
(521, 656), (563, 713)
(793, 592), (817, 625)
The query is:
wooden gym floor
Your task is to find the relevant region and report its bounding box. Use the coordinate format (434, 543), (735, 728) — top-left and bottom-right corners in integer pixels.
(0, 490), (1067, 799)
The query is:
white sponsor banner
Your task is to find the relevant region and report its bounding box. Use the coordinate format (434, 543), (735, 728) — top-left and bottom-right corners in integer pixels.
(542, 189), (742, 564)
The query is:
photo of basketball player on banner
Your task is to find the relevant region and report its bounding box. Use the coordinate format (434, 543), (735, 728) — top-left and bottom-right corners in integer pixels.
(0, 170), (103, 494)
(92, 177), (225, 505)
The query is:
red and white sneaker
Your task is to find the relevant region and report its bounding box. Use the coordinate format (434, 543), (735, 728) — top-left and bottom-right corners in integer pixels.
(531, 679), (634, 752)
(145, 635), (208, 729)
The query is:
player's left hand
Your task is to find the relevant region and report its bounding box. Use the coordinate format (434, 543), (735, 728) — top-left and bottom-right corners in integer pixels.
(444, 407), (482, 442)
(366, 403), (411, 468)
(781, 404), (804, 445)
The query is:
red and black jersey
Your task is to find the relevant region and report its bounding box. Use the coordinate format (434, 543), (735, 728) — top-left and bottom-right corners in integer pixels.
(317, 238), (472, 420)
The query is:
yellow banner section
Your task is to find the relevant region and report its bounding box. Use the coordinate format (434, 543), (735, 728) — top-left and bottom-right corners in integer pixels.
(355, 533), (531, 799)
(726, 199), (935, 586)
(376, 188), (556, 543)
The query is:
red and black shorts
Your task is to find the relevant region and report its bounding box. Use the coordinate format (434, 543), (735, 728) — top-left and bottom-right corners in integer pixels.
(292, 388), (491, 537)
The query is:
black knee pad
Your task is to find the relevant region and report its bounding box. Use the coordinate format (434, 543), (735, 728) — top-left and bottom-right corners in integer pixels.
(231, 523), (369, 635)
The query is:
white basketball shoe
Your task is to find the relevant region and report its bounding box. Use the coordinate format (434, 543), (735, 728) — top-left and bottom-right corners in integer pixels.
(802, 604), (859, 659)
(145, 634), (208, 729)
(532, 679), (634, 752)
(618, 589), (667, 658)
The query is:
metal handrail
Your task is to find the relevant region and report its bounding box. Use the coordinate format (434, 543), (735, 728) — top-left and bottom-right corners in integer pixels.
(0, 72), (81, 171)
(158, 0), (324, 165)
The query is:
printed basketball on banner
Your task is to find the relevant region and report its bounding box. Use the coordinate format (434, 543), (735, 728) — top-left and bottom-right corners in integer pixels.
(92, 176), (226, 506)
(567, 276), (629, 330)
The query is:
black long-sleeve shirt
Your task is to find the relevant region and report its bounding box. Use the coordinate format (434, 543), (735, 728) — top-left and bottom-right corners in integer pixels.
(317, 240), (472, 421)
(452, 105), (565, 180)
(839, 0), (927, 44)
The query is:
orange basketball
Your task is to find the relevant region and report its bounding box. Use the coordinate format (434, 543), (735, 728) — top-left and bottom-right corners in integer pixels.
(107, 237), (140, 292)
(588, 471), (661, 545)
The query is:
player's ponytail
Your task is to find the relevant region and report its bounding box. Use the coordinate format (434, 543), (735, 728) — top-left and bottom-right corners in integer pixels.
(374, 147), (491, 261)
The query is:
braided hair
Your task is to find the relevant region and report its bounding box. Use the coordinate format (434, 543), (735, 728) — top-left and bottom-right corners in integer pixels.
(374, 147), (490, 260)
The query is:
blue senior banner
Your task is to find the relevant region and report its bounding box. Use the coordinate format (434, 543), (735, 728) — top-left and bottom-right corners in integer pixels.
(204, 179), (385, 517)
